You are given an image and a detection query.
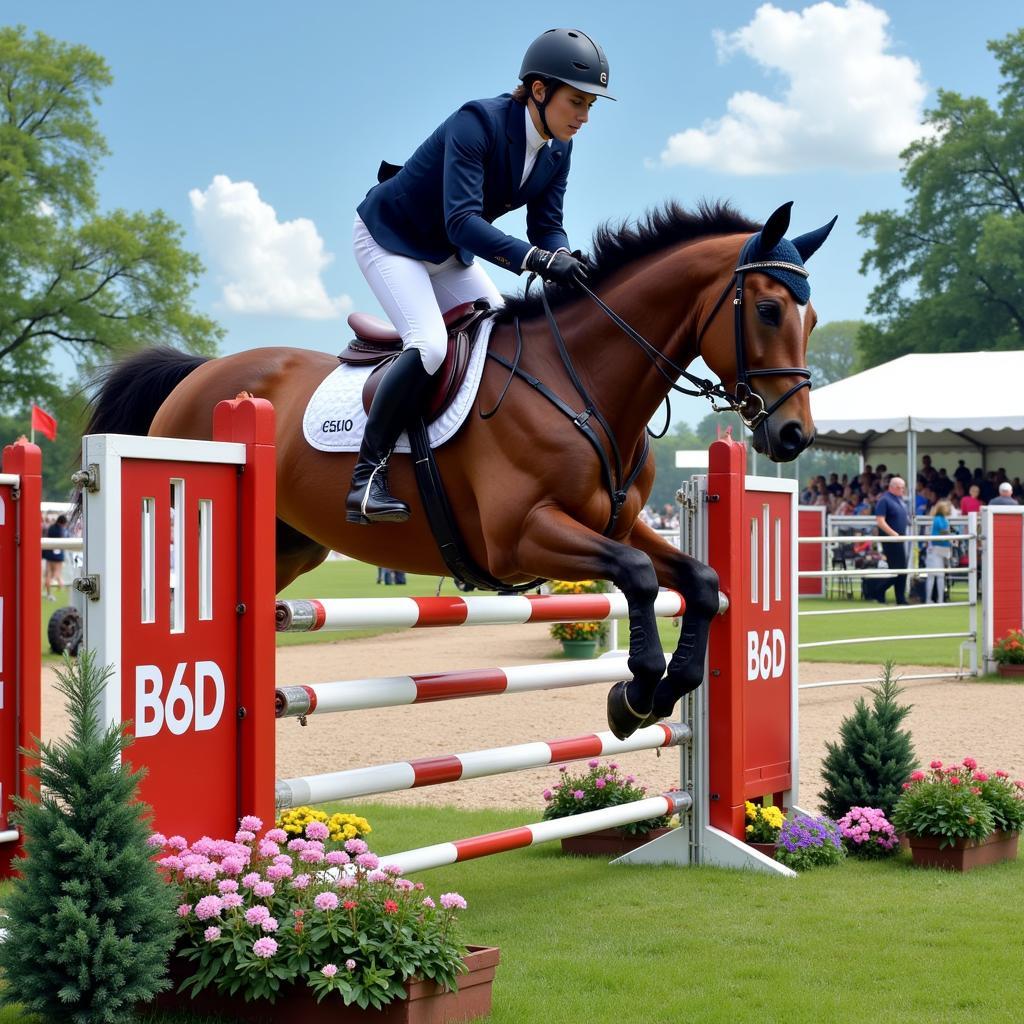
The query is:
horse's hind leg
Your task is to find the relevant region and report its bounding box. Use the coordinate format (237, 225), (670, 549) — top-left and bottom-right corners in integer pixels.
(627, 520), (720, 720)
(512, 508), (666, 740)
(276, 518), (330, 593)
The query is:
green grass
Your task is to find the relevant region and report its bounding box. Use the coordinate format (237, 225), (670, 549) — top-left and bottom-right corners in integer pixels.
(799, 589), (975, 665)
(4, 802), (1023, 1023)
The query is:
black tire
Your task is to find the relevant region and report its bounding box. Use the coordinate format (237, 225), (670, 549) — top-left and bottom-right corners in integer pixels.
(47, 606), (82, 656)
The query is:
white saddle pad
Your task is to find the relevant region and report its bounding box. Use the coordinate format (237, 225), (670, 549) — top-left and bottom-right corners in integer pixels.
(302, 318), (494, 453)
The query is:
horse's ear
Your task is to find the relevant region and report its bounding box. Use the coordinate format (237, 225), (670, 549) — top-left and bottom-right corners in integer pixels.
(791, 215), (838, 262)
(756, 202), (793, 255)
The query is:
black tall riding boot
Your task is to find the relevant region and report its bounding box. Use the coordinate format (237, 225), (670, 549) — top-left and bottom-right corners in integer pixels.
(345, 349), (432, 525)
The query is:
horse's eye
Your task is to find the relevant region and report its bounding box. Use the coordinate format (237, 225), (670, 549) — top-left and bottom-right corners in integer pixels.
(756, 302), (781, 327)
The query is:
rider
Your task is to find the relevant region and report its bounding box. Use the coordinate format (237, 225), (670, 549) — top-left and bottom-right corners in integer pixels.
(346, 28), (615, 524)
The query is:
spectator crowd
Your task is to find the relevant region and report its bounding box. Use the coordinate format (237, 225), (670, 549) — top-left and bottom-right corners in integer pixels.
(800, 456), (1022, 518)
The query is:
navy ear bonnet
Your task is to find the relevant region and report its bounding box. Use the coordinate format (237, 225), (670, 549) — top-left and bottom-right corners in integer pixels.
(738, 234), (811, 304)
(739, 204), (838, 306)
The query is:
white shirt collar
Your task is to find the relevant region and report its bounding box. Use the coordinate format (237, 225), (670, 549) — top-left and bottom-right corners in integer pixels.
(524, 105), (550, 155)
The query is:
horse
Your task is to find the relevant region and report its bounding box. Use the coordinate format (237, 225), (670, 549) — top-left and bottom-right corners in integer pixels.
(84, 199), (834, 740)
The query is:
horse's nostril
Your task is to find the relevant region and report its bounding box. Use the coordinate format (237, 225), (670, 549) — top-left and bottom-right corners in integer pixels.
(777, 421), (804, 456)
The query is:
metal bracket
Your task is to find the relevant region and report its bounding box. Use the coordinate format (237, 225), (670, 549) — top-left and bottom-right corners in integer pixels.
(71, 463), (100, 493)
(704, 493), (720, 503)
(73, 574), (101, 601)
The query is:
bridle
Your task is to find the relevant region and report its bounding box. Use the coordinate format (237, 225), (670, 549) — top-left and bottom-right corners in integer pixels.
(576, 254), (813, 432)
(481, 247), (814, 539)
(691, 258), (812, 431)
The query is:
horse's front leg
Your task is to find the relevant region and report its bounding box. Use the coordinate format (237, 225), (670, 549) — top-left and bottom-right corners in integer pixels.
(512, 507), (666, 740)
(627, 519), (720, 722)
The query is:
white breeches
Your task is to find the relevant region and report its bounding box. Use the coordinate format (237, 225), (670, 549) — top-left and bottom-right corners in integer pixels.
(352, 215), (504, 375)
(924, 547), (948, 603)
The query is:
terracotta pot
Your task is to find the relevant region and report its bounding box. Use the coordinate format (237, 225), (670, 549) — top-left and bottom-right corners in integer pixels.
(906, 830), (1019, 871)
(560, 826), (671, 857)
(154, 945), (500, 1024)
(560, 639), (599, 659)
(746, 841), (778, 859)
(996, 663), (1024, 677)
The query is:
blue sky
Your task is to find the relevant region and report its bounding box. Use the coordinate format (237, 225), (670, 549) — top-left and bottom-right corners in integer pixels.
(8, 0), (1023, 425)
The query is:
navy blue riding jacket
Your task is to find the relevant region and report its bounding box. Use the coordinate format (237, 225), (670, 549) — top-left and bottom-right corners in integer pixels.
(357, 94), (572, 272)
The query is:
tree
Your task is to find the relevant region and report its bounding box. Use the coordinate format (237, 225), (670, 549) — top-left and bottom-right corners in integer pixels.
(0, 27), (221, 407)
(806, 320), (863, 386)
(646, 420), (702, 511)
(0, 390), (90, 500)
(817, 661), (918, 819)
(0, 652), (178, 1022)
(858, 29), (1024, 367)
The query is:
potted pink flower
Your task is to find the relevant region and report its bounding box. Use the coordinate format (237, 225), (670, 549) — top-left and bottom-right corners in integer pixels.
(891, 758), (1023, 870)
(152, 816), (498, 1022)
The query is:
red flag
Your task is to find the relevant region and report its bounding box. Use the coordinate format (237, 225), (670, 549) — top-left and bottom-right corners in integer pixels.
(30, 405), (57, 442)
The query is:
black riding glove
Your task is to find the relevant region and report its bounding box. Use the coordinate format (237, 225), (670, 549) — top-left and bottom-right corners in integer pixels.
(525, 248), (590, 289)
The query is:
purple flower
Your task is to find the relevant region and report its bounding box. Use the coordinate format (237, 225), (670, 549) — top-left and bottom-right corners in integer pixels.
(573, 790), (585, 800)
(326, 851), (349, 867)
(204, 926), (221, 942)
(260, 917), (279, 933)
(344, 838), (369, 855)
(542, 789), (553, 801)
(439, 892), (467, 910)
(355, 852), (379, 870)
(147, 832), (167, 849)
(253, 881), (275, 898)
(588, 759), (600, 768)
(218, 879), (239, 894)
(321, 963), (338, 978)
(265, 828), (288, 843)
(252, 937), (278, 959)
(240, 815), (263, 832)
(595, 778), (606, 789)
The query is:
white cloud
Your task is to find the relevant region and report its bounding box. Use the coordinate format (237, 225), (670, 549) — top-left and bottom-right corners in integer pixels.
(657, 0), (929, 175)
(189, 175), (351, 319)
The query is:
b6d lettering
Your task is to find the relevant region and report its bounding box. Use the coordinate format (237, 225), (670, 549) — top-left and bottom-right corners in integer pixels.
(135, 661), (226, 737)
(746, 629), (786, 681)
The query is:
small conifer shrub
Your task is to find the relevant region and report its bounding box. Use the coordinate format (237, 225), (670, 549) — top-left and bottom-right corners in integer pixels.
(818, 660), (918, 820)
(0, 652), (178, 1023)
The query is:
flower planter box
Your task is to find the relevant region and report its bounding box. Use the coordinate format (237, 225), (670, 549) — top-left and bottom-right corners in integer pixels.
(996, 663), (1024, 678)
(746, 841), (778, 859)
(561, 826), (671, 857)
(154, 945), (499, 1024)
(907, 830), (1019, 871)
(560, 639), (599, 659)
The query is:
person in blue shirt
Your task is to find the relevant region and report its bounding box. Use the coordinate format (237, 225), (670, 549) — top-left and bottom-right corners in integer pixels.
(346, 29), (614, 524)
(874, 476), (909, 605)
(924, 499), (953, 604)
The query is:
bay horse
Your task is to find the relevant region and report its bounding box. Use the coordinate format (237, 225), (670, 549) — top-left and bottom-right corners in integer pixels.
(84, 199), (833, 739)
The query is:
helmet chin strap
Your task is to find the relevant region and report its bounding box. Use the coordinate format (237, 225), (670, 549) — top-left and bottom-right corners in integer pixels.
(530, 81), (555, 139)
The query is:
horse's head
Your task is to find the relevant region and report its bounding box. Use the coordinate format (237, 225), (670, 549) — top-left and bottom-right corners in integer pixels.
(699, 202), (835, 462)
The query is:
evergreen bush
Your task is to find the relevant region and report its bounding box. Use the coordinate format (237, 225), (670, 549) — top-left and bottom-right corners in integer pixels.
(817, 660), (918, 819)
(0, 652), (178, 1023)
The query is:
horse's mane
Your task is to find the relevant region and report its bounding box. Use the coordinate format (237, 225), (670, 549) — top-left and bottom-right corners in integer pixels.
(497, 199), (760, 321)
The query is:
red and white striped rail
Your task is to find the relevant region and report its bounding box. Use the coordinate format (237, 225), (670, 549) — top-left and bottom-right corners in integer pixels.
(275, 722), (690, 807)
(378, 791), (692, 874)
(275, 590), (685, 632)
(275, 652), (671, 717)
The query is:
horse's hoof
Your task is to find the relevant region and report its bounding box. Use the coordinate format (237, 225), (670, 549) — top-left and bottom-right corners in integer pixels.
(606, 682), (650, 741)
(638, 710), (662, 729)
(345, 512), (371, 525)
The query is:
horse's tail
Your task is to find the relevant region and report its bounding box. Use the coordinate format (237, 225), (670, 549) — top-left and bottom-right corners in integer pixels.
(84, 346), (210, 437)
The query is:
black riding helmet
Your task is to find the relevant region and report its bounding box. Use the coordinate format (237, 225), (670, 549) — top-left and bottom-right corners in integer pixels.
(520, 28), (615, 138)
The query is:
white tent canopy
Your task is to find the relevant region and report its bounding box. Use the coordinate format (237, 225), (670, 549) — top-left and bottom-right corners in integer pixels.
(809, 352), (1024, 475)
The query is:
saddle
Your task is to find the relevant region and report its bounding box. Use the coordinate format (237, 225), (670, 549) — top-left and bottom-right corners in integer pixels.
(338, 300), (493, 421)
